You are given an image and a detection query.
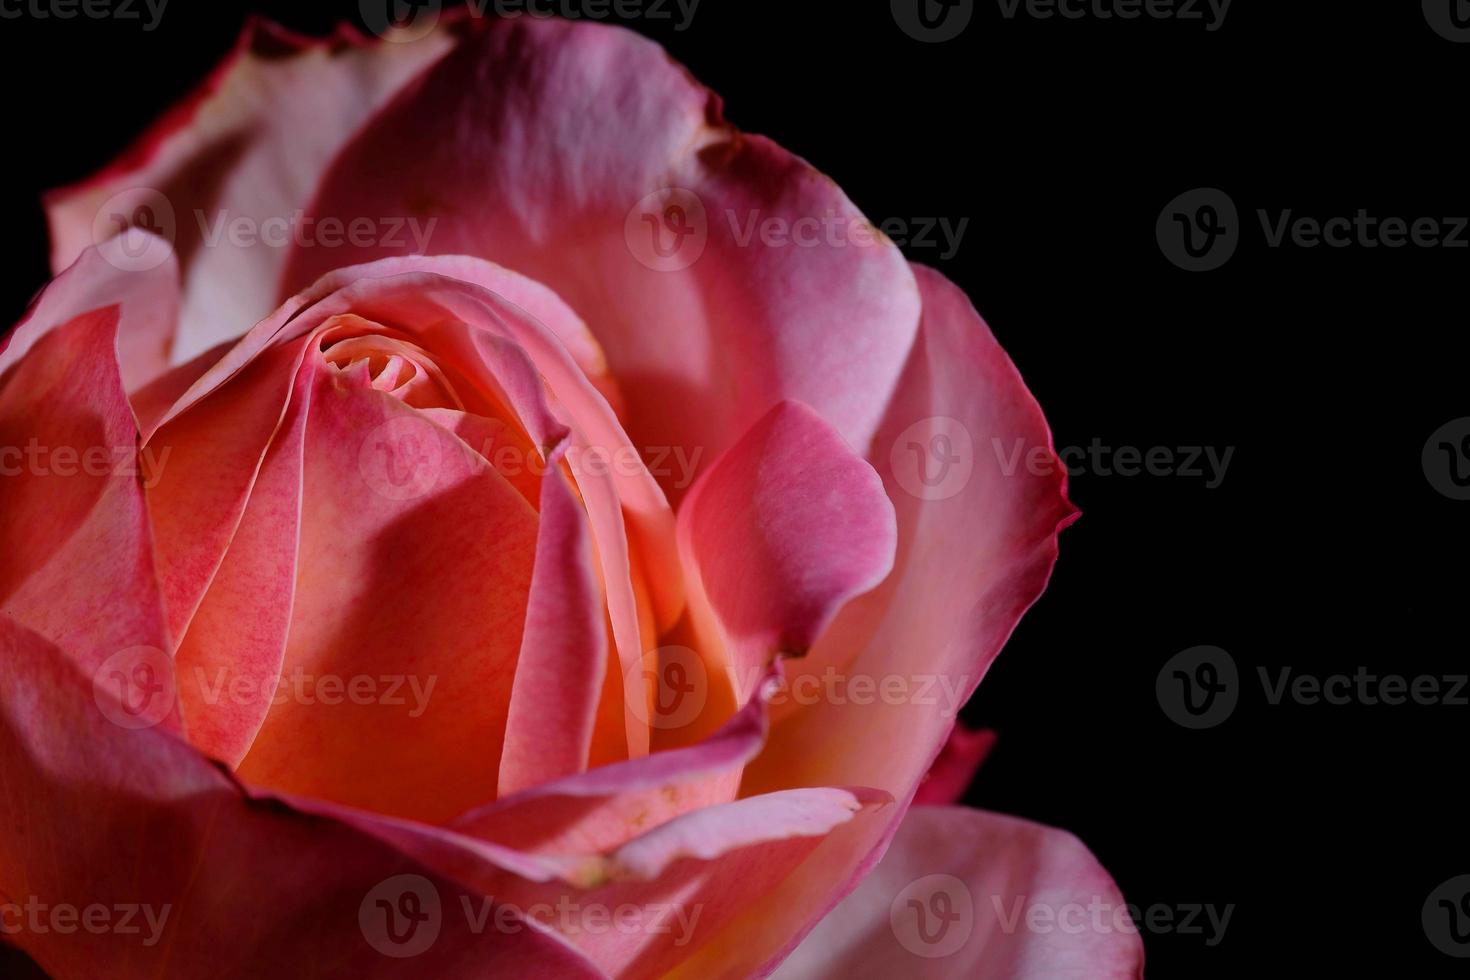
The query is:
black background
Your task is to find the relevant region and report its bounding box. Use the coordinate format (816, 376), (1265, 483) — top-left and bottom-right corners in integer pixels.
(1, 1), (1466, 976)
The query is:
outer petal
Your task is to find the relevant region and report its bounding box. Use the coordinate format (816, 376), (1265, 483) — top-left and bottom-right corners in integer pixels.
(281, 18), (921, 495)
(44, 18), (459, 363)
(678, 400), (897, 702)
(0, 616), (605, 979)
(465, 666), (779, 856)
(684, 265), (1077, 975)
(0, 229), (178, 407)
(296, 779), (893, 979)
(772, 807), (1145, 980)
(747, 264), (1078, 800)
(0, 305), (172, 710)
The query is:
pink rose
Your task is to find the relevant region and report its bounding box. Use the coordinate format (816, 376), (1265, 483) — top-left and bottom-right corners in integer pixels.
(1, 14), (1142, 979)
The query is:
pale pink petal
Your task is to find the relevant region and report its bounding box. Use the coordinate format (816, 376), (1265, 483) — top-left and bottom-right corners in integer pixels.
(773, 807), (1145, 980)
(678, 400), (896, 701)
(0, 615), (604, 978)
(44, 19), (458, 364)
(281, 18), (920, 497)
(498, 467), (607, 796)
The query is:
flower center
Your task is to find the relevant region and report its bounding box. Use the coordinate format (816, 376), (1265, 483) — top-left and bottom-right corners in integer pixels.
(318, 315), (464, 411)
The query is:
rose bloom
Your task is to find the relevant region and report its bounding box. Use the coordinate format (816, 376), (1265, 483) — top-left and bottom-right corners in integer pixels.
(0, 13), (1142, 980)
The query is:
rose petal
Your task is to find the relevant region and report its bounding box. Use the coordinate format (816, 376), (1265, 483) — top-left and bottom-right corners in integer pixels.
(464, 665), (779, 856)
(498, 467), (607, 796)
(678, 400), (896, 702)
(747, 265), (1077, 802)
(0, 615), (604, 979)
(281, 18), (920, 499)
(0, 230), (179, 412)
(772, 806), (1145, 979)
(44, 19), (458, 364)
(234, 364), (540, 823)
(145, 336), (311, 646)
(677, 264), (1078, 977)
(0, 306), (172, 708)
(172, 350), (315, 765)
(285, 778), (892, 979)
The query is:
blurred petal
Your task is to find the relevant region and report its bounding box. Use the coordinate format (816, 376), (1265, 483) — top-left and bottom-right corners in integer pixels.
(282, 18), (920, 498)
(773, 807), (1145, 980)
(45, 19), (458, 363)
(1, 229), (179, 425)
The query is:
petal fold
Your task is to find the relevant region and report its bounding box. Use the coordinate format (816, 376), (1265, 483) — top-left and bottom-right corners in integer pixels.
(773, 806), (1145, 980)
